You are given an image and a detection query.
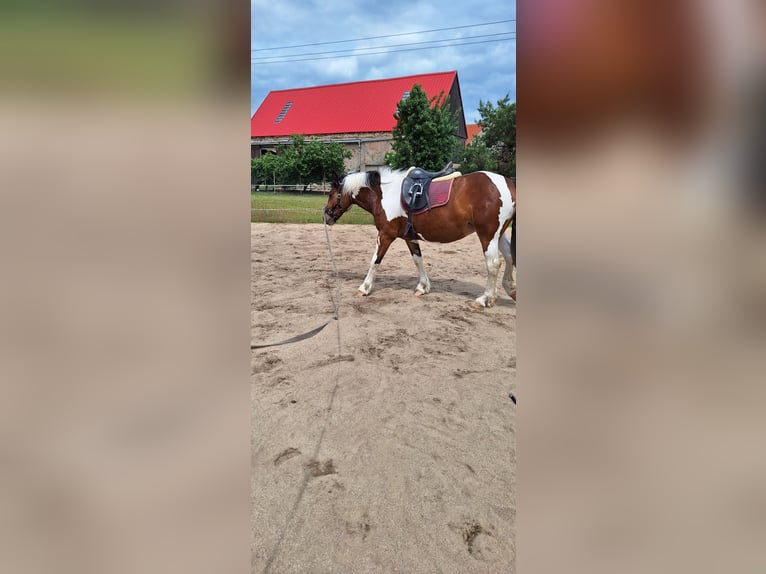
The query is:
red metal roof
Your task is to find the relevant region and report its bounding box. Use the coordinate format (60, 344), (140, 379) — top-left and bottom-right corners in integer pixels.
(251, 71), (458, 137)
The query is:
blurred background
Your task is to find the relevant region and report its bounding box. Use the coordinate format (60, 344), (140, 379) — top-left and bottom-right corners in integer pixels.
(1, 1), (764, 573)
(0, 2), (251, 573)
(518, 0), (766, 572)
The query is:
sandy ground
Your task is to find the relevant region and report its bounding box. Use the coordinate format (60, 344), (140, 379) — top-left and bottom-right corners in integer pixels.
(251, 223), (516, 573)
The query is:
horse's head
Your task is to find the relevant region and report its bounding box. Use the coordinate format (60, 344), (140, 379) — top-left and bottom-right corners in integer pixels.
(322, 172), (354, 225)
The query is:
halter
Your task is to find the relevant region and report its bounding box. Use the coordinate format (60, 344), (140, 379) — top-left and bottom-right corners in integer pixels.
(323, 182), (344, 222)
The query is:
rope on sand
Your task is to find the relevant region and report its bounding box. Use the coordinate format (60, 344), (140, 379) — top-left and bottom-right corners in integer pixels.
(249, 222), (341, 350)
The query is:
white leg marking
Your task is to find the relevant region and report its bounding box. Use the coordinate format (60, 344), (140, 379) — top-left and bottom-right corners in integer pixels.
(475, 245), (502, 308)
(358, 264), (379, 296)
(474, 172), (515, 306)
(412, 253), (431, 295)
(480, 171), (516, 266)
(358, 237), (380, 296)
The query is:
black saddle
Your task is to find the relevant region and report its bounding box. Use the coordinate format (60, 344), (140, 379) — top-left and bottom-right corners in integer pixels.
(407, 162), (455, 181)
(401, 162), (454, 236)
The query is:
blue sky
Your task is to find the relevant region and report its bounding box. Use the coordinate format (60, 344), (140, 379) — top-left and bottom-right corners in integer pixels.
(251, 0), (515, 124)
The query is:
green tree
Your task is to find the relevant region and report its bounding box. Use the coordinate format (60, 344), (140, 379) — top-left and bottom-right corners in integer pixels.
(384, 84), (460, 171)
(251, 135), (351, 186)
(278, 135), (310, 183)
(297, 136), (352, 183)
(455, 134), (498, 174)
(251, 151), (281, 185)
(470, 95), (516, 178)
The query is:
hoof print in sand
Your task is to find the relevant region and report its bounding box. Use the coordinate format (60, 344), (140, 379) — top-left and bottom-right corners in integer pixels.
(273, 447), (301, 466)
(305, 458), (337, 477)
(345, 512), (372, 541)
(450, 519), (496, 559)
(252, 354), (283, 374)
(326, 479), (345, 494)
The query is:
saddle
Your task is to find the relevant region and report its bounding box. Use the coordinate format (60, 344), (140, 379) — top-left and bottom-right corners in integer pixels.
(401, 161), (458, 238)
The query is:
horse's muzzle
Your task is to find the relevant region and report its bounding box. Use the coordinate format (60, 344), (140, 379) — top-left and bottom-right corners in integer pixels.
(322, 208), (336, 225)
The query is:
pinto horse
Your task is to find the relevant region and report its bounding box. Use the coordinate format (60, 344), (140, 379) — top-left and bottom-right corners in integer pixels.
(322, 168), (516, 308)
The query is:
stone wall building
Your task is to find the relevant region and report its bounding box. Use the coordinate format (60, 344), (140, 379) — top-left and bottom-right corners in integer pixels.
(251, 71), (467, 175)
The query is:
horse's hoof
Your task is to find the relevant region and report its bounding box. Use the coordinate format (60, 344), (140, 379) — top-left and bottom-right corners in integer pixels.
(355, 290), (366, 298)
(510, 289), (517, 301)
(469, 300), (485, 310)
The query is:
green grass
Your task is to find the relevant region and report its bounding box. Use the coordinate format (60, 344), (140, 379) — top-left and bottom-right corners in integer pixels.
(251, 192), (374, 224)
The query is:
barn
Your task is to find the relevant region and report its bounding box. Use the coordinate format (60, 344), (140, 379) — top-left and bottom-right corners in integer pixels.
(250, 71), (467, 173)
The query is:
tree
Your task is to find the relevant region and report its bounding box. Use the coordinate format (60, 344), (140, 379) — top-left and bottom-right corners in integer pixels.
(251, 135), (351, 186)
(455, 134), (498, 174)
(384, 84), (460, 171)
(295, 136), (352, 183)
(251, 151), (281, 186)
(471, 95), (516, 178)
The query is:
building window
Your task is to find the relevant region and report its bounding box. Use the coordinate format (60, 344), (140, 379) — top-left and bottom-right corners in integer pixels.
(275, 102), (293, 123)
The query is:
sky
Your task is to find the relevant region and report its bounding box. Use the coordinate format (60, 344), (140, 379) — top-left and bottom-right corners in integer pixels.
(251, 0), (515, 124)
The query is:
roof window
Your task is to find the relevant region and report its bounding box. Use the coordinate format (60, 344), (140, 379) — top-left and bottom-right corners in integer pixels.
(275, 101), (293, 123)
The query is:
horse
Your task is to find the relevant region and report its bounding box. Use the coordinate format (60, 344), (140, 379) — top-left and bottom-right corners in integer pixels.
(322, 167), (516, 308)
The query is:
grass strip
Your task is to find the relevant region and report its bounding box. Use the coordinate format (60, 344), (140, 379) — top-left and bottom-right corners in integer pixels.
(251, 192), (374, 224)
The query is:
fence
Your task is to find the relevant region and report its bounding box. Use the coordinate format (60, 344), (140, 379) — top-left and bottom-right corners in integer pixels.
(251, 183), (330, 194)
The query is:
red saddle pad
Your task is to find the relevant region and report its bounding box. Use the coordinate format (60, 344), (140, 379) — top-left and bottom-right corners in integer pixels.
(402, 178), (455, 215)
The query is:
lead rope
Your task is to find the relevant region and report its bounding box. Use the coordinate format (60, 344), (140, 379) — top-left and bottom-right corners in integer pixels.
(262, 223), (344, 573)
(322, 220), (343, 426)
(322, 219), (343, 399)
(324, 221), (342, 325)
(250, 223), (340, 350)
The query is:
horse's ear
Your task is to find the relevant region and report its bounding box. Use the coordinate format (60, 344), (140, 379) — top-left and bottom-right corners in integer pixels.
(330, 172), (341, 189)
(367, 170), (381, 189)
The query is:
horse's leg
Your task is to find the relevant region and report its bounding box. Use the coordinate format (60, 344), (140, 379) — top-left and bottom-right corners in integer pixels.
(499, 231), (516, 301)
(405, 239), (431, 296)
(473, 234), (503, 308)
(357, 232), (395, 297)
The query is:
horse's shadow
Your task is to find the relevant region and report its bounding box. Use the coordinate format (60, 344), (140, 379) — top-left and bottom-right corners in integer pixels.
(334, 271), (515, 307)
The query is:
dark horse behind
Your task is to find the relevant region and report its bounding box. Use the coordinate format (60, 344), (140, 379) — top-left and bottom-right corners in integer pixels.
(323, 167), (516, 308)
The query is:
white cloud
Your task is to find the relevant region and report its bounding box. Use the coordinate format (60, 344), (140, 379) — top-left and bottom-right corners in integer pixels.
(313, 57), (359, 80)
(251, 0), (516, 113)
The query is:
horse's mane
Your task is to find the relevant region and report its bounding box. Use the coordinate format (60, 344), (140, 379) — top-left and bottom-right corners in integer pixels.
(339, 171), (368, 197)
(341, 167), (407, 198)
(376, 167), (407, 197)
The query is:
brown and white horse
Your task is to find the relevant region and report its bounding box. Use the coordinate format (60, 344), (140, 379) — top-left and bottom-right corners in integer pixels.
(323, 168), (516, 307)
